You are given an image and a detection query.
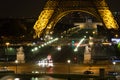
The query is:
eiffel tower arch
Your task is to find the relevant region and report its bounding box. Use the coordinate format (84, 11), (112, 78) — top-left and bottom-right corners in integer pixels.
(33, 0), (119, 38)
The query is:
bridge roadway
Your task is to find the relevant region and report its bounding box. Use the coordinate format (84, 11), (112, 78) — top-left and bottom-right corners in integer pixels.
(0, 61), (118, 79)
(0, 60), (117, 74)
(0, 72), (116, 80)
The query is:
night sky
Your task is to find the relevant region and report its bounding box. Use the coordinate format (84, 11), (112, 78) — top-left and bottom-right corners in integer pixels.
(0, 0), (47, 18)
(0, 0), (119, 18)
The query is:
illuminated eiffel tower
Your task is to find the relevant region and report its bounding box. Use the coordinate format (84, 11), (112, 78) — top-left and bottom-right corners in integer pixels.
(33, 0), (119, 38)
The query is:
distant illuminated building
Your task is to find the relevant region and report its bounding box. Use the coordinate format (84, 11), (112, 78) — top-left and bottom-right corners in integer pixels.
(74, 19), (103, 29)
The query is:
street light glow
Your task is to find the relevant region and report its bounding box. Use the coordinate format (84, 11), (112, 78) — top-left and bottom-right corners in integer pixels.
(74, 38), (85, 52)
(67, 60), (71, 64)
(113, 62), (116, 65)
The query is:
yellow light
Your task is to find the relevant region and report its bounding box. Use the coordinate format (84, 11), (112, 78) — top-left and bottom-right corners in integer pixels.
(5, 42), (10, 46)
(115, 34), (118, 38)
(92, 31), (95, 34)
(102, 42), (111, 45)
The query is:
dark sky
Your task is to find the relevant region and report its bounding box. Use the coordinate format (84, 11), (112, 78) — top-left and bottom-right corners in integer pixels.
(0, 0), (119, 18)
(0, 0), (47, 18)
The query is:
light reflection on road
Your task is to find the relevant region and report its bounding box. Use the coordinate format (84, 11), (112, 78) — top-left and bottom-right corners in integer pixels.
(0, 75), (14, 80)
(31, 76), (67, 80)
(0, 75), (67, 80)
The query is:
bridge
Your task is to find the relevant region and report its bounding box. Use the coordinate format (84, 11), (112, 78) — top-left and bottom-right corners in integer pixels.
(0, 61), (119, 79)
(0, 71), (116, 80)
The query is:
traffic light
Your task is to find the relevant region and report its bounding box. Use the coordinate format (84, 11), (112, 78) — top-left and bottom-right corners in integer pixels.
(72, 40), (75, 48)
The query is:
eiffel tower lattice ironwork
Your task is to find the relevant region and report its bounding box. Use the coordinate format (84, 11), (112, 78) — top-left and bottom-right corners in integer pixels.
(33, 0), (119, 38)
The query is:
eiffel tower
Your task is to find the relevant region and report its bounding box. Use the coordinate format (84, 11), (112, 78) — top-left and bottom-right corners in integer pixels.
(33, 0), (119, 38)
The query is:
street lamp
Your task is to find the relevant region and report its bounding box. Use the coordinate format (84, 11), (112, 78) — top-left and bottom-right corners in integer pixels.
(5, 42), (10, 62)
(67, 60), (71, 74)
(5, 42), (10, 47)
(113, 62), (116, 72)
(15, 60), (18, 74)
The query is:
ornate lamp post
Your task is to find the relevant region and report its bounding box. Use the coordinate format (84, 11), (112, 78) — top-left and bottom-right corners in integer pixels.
(5, 42), (10, 62)
(113, 62), (116, 72)
(67, 59), (71, 74)
(15, 60), (18, 74)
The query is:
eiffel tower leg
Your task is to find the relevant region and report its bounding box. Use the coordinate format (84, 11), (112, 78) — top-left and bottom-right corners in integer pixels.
(33, 0), (119, 38)
(33, 10), (54, 38)
(94, 0), (119, 30)
(33, 0), (58, 38)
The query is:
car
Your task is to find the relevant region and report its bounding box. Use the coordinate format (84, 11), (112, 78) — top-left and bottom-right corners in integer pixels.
(0, 66), (8, 71)
(107, 71), (118, 76)
(83, 70), (94, 74)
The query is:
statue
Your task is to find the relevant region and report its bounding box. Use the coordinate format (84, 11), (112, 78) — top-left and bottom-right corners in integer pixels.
(16, 47), (25, 63)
